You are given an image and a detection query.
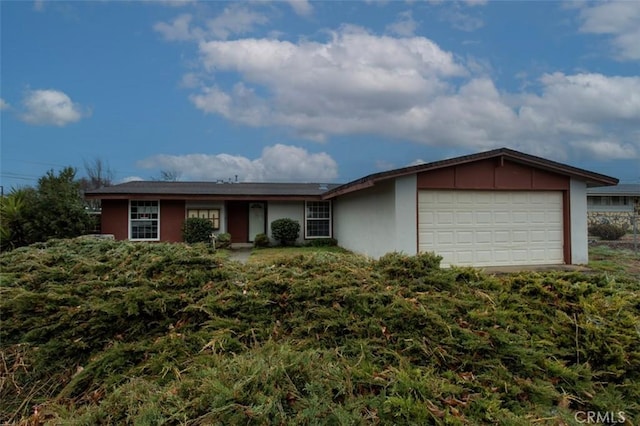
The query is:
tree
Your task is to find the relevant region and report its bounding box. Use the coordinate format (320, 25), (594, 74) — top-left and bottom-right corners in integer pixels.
(79, 158), (114, 211)
(1, 168), (94, 250)
(82, 158), (114, 189)
(155, 169), (181, 181)
(28, 168), (93, 243)
(0, 188), (33, 251)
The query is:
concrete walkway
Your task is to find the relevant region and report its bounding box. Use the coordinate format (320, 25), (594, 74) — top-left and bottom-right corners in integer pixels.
(227, 248), (252, 264)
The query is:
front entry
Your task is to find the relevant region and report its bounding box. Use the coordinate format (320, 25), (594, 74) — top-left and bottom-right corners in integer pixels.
(248, 203), (265, 242)
(227, 201), (266, 243)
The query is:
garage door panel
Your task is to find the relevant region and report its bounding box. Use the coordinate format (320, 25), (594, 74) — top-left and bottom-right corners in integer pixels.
(418, 190), (564, 267)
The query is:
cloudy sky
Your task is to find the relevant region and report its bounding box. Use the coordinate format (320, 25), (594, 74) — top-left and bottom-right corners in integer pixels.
(1, 0), (639, 188)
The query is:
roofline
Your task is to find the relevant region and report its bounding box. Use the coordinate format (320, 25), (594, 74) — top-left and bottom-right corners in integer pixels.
(84, 193), (326, 201)
(322, 147), (619, 199)
(587, 191), (640, 197)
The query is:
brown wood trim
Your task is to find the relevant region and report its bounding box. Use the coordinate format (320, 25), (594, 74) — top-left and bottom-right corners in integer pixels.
(563, 190), (571, 264)
(415, 186), (420, 255)
(88, 194), (326, 201)
(417, 158), (570, 191)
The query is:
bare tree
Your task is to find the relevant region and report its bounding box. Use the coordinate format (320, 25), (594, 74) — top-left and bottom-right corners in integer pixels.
(156, 169), (181, 181)
(79, 158), (115, 212)
(82, 158), (114, 189)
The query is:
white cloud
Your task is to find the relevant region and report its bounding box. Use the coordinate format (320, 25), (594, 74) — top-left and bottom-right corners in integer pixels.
(206, 4), (269, 40)
(386, 11), (418, 37)
(286, 0), (313, 17)
(570, 140), (637, 160)
(441, 7), (484, 32)
(578, 1), (640, 61)
(463, 0), (487, 6)
(120, 176), (144, 183)
(155, 0), (196, 7)
(154, 14), (199, 41)
(154, 5), (268, 41)
(137, 144), (338, 182)
(33, 0), (45, 12)
(0, 98), (9, 110)
(192, 26), (466, 138)
(20, 89), (89, 126)
(166, 20), (639, 161)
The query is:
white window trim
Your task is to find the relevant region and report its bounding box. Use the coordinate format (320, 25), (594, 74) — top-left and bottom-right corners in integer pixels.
(129, 200), (161, 241)
(304, 200), (332, 239)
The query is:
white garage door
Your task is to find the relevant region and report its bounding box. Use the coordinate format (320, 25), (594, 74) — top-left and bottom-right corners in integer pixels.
(418, 190), (564, 267)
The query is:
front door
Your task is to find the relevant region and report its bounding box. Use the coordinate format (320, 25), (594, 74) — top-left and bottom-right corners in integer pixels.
(227, 201), (249, 243)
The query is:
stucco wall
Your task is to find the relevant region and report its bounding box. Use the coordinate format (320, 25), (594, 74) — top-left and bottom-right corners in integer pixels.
(333, 180), (396, 258)
(394, 175), (417, 255)
(267, 201), (305, 244)
(570, 179), (588, 264)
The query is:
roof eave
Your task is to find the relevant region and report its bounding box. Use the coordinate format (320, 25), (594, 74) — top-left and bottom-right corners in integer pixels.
(85, 193), (326, 201)
(322, 148), (619, 198)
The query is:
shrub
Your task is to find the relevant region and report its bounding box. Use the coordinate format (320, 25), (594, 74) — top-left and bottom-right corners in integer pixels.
(182, 218), (214, 244)
(588, 223), (628, 241)
(305, 238), (338, 247)
(215, 233), (232, 249)
(253, 233), (270, 248)
(376, 252), (442, 279)
(271, 218), (300, 246)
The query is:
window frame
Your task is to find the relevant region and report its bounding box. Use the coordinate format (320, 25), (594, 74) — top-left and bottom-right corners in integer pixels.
(129, 200), (160, 241)
(187, 208), (221, 230)
(304, 200), (332, 239)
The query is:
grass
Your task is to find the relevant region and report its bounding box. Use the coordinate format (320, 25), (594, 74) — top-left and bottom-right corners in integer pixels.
(1, 239), (639, 425)
(589, 245), (640, 280)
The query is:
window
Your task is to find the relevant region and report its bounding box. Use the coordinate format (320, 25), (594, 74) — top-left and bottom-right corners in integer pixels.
(130, 200), (159, 240)
(305, 201), (331, 238)
(187, 209), (220, 230)
(610, 196), (628, 206)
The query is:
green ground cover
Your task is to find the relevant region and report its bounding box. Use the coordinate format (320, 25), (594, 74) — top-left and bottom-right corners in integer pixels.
(1, 239), (638, 425)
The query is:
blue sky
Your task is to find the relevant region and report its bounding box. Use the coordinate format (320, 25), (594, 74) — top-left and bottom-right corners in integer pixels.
(1, 0), (639, 190)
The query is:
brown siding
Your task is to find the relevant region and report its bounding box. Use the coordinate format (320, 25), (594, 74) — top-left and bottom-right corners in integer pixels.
(417, 158), (569, 190)
(160, 200), (186, 242)
(227, 201), (249, 243)
(101, 200), (129, 240)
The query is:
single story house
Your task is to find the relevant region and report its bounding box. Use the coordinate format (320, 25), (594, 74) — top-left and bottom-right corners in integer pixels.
(587, 184), (640, 229)
(86, 148), (618, 267)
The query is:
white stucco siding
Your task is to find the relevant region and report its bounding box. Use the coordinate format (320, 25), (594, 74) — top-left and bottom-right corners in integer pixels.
(570, 179), (589, 264)
(267, 201), (305, 245)
(394, 175), (418, 255)
(333, 180), (399, 259)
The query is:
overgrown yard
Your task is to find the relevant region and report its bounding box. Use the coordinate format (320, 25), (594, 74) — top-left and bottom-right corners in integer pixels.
(1, 239), (638, 425)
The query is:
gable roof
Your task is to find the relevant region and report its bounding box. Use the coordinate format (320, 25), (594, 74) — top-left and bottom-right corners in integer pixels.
(85, 181), (339, 200)
(322, 147), (619, 199)
(85, 148), (618, 201)
(587, 183), (640, 197)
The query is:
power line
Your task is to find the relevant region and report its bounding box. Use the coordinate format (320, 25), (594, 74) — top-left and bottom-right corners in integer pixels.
(0, 172), (39, 181)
